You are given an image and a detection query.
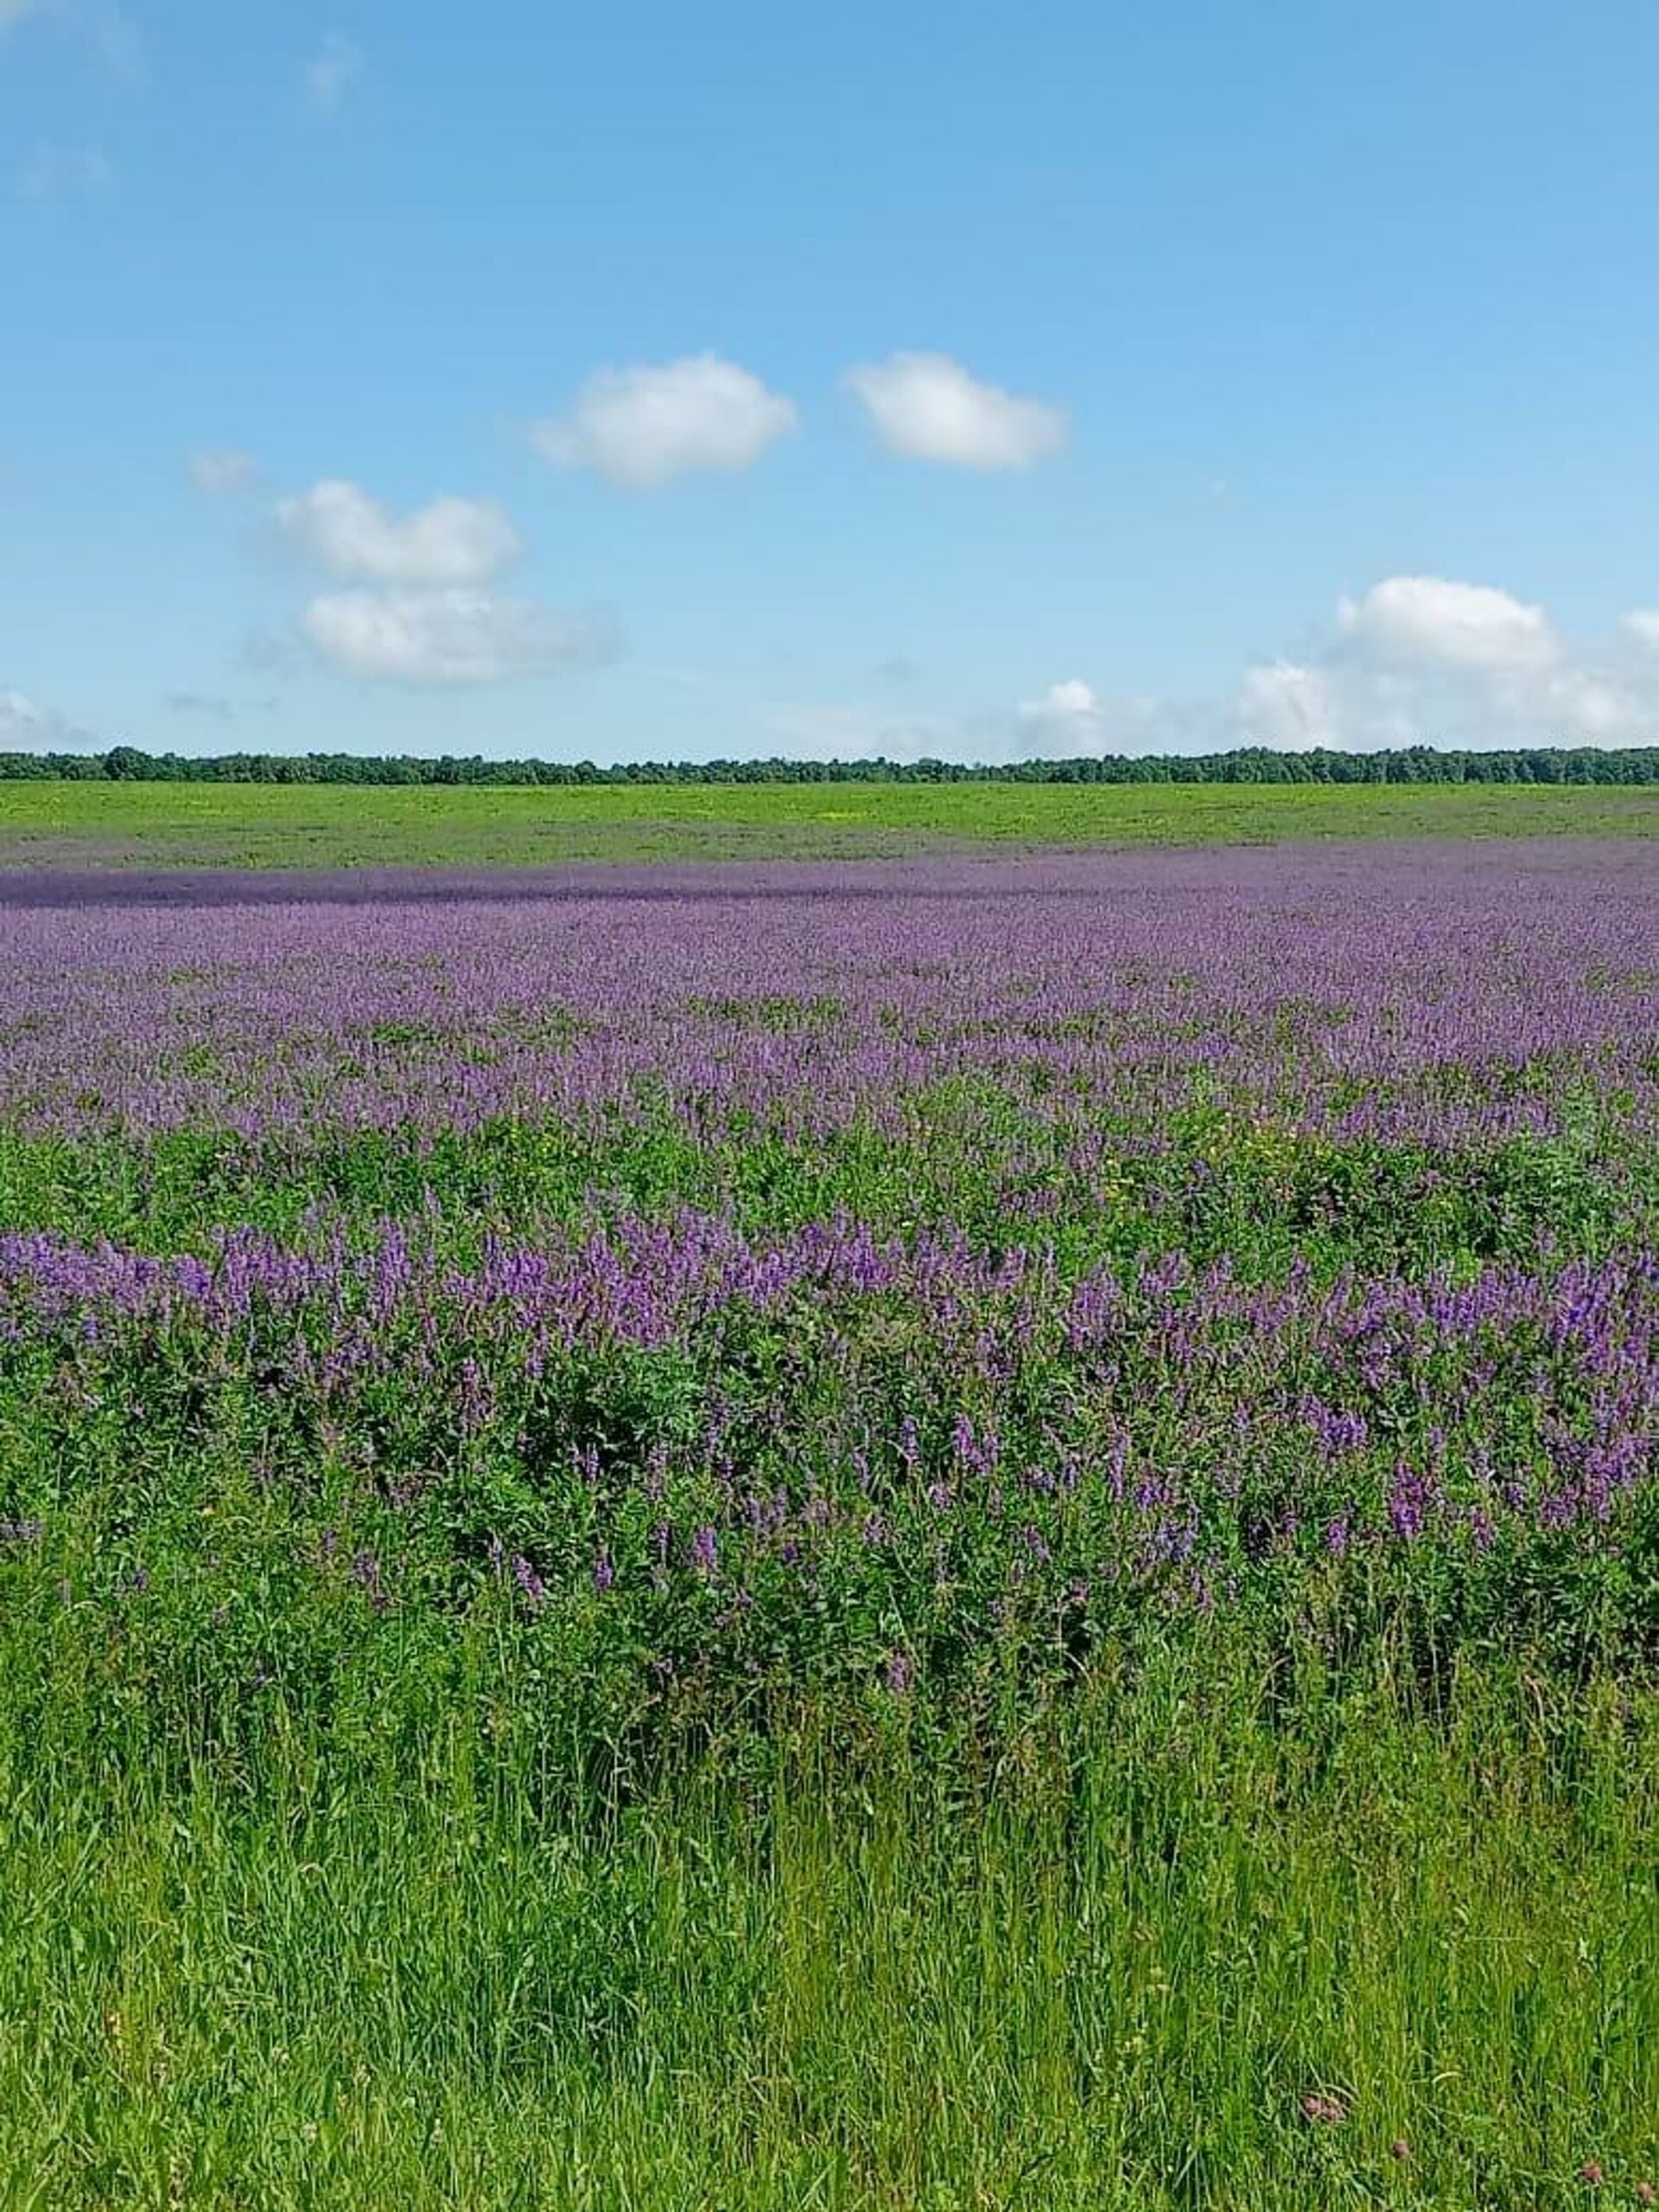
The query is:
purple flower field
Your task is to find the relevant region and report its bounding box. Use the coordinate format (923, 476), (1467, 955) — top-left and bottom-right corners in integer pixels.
(2, 841), (1655, 1146)
(1, 840), (1655, 1709)
(3, 835), (1658, 2208)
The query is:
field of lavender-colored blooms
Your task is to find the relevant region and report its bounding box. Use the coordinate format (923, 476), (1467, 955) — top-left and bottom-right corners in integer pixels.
(0, 838), (1655, 2209)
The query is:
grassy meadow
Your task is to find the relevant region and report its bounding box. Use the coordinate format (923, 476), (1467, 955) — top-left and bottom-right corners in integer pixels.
(1, 773), (1656, 868)
(0, 837), (1654, 2207)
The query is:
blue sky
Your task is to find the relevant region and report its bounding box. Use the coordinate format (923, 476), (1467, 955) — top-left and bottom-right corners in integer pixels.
(4, 0), (1659, 761)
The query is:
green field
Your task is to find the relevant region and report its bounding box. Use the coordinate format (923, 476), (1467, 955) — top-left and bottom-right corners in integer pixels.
(3, 823), (1656, 2207)
(5, 1646), (1650, 2211)
(3, 775), (1656, 868)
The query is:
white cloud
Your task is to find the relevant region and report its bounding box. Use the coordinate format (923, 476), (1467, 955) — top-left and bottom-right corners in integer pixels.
(1015, 678), (1110, 756)
(302, 589), (617, 686)
(15, 141), (112, 198)
(762, 703), (963, 763)
(1020, 677), (1101, 725)
(0, 686), (98, 749)
(534, 354), (798, 489)
(1236, 660), (1338, 750)
(844, 352), (1067, 470)
(1014, 679), (1224, 758)
(1535, 664), (1638, 741)
(1338, 575), (1558, 673)
(770, 683), (1212, 766)
(277, 480), (521, 586)
(1325, 575), (1659, 743)
(305, 32), (362, 111)
(188, 448), (259, 496)
(755, 568), (1659, 768)
(781, 568), (1659, 766)
(1273, 575), (1659, 748)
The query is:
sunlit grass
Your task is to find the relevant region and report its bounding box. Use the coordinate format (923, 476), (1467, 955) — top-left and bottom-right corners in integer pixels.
(2, 775), (1656, 868)
(1, 1640), (1652, 2210)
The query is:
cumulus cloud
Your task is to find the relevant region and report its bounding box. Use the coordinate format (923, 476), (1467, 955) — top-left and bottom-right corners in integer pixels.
(1020, 677), (1101, 726)
(1014, 679), (1217, 759)
(1337, 575), (1559, 673)
(844, 352), (1067, 470)
(277, 480), (521, 587)
(773, 568), (1657, 768)
(534, 354), (798, 489)
(188, 448), (259, 496)
(1236, 660), (1338, 750)
(302, 588), (617, 686)
(1251, 574), (1659, 749)
(1319, 575), (1659, 745)
(0, 685), (98, 748)
(305, 32), (362, 111)
(1533, 664), (1639, 741)
(1015, 678), (1109, 754)
(931, 576), (1657, 766)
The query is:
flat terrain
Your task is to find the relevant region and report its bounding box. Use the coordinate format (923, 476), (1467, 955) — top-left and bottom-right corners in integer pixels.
(1, 773), (1656, 868)
(2, 841), (1654, 2208)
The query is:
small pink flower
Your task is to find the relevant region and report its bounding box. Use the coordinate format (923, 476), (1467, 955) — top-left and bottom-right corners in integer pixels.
(1300, 2092), (1346, 2126)
(1633, 2183), (1655, 2206)
(1579, 2161), (1604, 2186)
(1389, 2139), (1411, 2161)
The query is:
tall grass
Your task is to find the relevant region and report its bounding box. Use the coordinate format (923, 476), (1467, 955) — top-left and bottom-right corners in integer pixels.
(0, 1625), (1652, 2209)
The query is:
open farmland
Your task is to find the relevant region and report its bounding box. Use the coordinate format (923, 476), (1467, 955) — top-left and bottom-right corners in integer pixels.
(1, 839), (1656, 2208)
(1, 773), (1656, 871)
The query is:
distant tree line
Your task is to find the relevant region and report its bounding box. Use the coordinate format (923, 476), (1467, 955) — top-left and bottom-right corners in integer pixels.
(2, 743), (1656, 786)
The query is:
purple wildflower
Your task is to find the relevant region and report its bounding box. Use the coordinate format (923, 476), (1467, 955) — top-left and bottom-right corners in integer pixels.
(510, 1553), (546, 1608)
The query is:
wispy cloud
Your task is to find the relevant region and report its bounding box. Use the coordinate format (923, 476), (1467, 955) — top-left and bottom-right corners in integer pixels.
(305, 31), (363, 112)
(14, 140), (112, 200)
(188, 448), (260, 496)
(2, 1), (143, 79)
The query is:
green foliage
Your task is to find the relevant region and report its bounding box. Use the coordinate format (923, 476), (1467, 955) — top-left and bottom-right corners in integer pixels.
(3, 741), (1657, 786)
(0, 1649), (1652, 2209)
